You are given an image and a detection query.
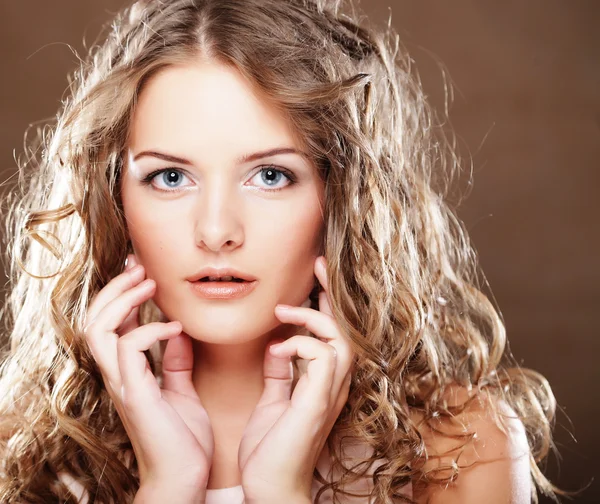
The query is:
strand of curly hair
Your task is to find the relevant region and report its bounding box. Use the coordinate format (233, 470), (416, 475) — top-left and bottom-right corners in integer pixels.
(0, 1), (562, 502)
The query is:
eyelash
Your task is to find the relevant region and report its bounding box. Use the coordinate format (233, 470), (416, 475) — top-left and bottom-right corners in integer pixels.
(140, 165), (297, 193)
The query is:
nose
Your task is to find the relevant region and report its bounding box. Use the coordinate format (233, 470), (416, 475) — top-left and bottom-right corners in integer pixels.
(193, 180), (243, 252)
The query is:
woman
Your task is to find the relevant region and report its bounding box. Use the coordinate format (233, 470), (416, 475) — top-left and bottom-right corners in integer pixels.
(0, 0), (560, 502)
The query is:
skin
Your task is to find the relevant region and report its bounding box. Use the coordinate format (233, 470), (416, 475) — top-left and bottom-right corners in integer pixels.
(117, 57), (531, 502)
(411, 387), (532, 504)
(120, 59), (325, 489)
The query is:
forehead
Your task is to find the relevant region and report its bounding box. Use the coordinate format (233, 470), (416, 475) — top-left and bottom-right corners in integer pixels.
(128, 60), (304, 153)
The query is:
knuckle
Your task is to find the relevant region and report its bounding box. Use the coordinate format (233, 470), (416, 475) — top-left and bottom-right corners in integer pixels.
(82, 318), (97, 337)
(85, 330), (102, 354)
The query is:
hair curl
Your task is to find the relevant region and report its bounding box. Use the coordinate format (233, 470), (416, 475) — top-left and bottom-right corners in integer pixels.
(0, 0), (561, 502)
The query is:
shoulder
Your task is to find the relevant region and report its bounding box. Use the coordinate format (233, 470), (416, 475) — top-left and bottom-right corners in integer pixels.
(410, 385), (531, 504)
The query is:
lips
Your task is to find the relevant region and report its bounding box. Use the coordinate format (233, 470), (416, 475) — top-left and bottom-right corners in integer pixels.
(198, 275), (246, 282)
(189, 277), (258, 299)
(186, 268), (257, 283)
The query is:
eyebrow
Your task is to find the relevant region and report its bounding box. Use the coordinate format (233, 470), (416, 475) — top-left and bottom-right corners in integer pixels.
(132, 147), (310, 165)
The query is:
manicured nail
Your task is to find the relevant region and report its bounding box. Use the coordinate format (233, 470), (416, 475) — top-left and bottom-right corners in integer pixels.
(125, 254), (134, 269)
(275, 304), (292, 311)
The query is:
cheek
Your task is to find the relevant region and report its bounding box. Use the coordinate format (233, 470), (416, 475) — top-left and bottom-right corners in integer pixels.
(259, 203), (323, 298)
(257, 198), (322, 253)
(123, 195), (188, 274)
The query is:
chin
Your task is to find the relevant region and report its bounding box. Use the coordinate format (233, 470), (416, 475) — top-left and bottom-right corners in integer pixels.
(180, 317), (277, 344)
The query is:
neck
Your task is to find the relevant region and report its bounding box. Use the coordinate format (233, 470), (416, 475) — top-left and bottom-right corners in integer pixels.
(186, 322), (305, 491)
(190, 321), (302, 418)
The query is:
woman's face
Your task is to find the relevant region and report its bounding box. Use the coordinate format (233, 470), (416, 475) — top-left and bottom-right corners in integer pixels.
(120, 60), (325, 344)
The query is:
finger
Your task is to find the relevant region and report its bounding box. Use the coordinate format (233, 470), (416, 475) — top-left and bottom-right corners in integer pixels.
(120, 256), (141, 335)
(118, 321), (182, 402)
(314, 256), (333, 316)
(86, 264), (146, 324)
(94, 279), (156, 334)
(275, 305), (354, 402)
(85, 279), (156, 387)
(161, 332), (198, 399)
(119, 304), (140, 336)
(274, 305), (350, 362)
(125, 254), (137, 270)
(257, 338), (294, 408)
(269, 335), (337, 415)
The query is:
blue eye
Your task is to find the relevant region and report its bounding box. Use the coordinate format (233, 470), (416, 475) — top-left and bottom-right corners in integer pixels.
(138, 169), (192, 191)
(141, 165), (297, 193)
(155, 170), (189, 189)
(249, 166), (295, 191)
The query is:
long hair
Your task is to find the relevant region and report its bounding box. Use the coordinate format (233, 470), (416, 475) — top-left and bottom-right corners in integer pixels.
(0, 0), (559, 502)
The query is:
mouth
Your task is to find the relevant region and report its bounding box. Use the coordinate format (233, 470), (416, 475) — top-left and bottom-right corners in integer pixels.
(186, 268), (258, 283)
(188, 277), (258, 299)
(197, 276), (247, 283)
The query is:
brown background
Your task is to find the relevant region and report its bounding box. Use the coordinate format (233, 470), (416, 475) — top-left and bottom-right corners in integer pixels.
(1, 1), (598, 502)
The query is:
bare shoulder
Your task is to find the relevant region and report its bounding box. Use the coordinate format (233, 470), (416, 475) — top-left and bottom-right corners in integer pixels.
(409, 385), (532, 504)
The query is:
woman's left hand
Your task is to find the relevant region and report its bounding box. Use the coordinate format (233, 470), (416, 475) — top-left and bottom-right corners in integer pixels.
(238, 256), (355, 504)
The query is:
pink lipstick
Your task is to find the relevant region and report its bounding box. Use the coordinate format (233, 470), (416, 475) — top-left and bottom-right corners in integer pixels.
(188, 279), (257, 299)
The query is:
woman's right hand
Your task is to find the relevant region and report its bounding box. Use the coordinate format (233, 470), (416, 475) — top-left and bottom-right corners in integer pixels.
(83, 254), (214, 497)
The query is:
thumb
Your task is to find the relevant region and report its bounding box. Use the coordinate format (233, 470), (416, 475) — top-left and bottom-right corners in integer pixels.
(256, 339), (294, 407)
(161, 332), (198, 398)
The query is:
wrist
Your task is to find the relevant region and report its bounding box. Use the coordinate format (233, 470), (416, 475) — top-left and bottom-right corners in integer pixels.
(135, 477), (208, 504)
(243, 494), (311, 504)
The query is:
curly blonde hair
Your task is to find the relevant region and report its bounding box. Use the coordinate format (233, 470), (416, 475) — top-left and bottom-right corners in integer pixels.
(0, 0), (560, 502)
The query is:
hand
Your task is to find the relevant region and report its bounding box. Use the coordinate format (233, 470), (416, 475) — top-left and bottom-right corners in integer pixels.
(238, 256), (354, 503)
(83, 254), (214, 492)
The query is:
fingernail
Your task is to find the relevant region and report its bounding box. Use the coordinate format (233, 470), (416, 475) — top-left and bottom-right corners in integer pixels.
(275, 304), (292, 311)
(124, 254), (137, 270)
